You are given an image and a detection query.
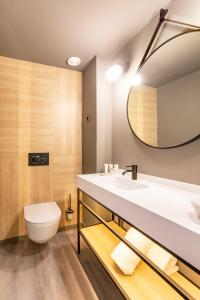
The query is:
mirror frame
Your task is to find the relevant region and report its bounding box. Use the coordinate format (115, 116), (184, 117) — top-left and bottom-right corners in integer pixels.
(127, 29), (200, 149)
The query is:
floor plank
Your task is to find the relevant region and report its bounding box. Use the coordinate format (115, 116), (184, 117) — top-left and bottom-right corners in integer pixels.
(0, 230), (123, 300)
(68, 230), (124, 300)
(0, 231), (98, 300)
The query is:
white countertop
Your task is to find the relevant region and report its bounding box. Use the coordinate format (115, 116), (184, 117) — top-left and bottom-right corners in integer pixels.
(77, 172), (200, 271)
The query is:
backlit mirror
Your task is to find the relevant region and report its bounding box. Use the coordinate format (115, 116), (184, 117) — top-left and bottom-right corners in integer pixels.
(127, 30), (200, 148)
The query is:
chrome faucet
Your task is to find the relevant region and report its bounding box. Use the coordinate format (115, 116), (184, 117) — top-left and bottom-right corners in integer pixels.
(122, 165), (138, 180)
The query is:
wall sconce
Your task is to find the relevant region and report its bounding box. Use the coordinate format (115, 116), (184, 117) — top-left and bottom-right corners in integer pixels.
(105, 64), (122, 82)
(131, 74), (142, 87)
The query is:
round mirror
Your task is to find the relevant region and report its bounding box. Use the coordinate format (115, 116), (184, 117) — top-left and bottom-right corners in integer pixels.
(127, 30), (200, 148)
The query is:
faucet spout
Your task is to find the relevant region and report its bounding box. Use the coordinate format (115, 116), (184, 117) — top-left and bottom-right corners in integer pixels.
(122, 165), (138, 180)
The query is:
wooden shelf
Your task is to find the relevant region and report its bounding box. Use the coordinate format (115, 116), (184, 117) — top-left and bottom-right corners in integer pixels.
(80, 221), (200, 300)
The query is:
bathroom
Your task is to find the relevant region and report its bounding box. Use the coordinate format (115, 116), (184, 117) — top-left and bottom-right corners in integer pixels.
(0, 0), (200, 299)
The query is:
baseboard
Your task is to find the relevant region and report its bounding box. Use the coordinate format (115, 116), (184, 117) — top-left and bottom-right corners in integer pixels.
(0, 236), (21, 245)
(58, 224), (78, 232)
(0, 224), (78, 245)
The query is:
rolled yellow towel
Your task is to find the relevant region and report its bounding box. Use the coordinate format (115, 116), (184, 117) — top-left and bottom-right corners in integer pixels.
(146, 244), (179, 275)
(111, 228), (153, 275)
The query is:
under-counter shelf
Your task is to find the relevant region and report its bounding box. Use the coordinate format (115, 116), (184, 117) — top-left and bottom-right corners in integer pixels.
(80, 221), (200, 300)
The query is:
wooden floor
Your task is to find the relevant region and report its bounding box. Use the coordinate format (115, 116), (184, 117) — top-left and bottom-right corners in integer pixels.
(68, 230), (124, 300)
(0, 230), (123, 300)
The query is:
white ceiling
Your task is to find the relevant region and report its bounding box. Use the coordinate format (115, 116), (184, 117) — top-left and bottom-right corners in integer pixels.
(0, 0), (171, 71)
(142, 31), (200, 87)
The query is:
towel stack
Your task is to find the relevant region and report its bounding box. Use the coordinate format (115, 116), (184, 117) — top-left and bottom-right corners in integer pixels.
(111, 227), (179, 276)
(111, 228), (153, 275)
(147, 244), (179, 275)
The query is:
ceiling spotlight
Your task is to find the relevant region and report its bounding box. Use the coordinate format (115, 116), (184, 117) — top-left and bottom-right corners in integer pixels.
(131, 74), (142, 87)
(105, 64), (122, 82)
(67, 56), (81, 66)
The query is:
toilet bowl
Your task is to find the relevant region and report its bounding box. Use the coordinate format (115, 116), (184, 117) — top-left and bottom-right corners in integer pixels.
(24, 202), (61, 244)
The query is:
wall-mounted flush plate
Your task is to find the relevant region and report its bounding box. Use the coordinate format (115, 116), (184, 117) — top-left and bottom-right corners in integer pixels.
(28, 153), (49, 166)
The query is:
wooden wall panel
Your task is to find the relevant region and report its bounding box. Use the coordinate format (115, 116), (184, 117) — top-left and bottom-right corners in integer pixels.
(0, 56), (82, 240)
(128, 85), (157, 147)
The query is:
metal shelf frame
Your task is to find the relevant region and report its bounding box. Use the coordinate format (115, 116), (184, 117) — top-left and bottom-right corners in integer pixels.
(77, 188), (200, 300)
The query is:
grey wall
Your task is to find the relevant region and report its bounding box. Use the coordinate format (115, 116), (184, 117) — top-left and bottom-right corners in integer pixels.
(83, 56), (112, 174)
(82, 57), (97, 173)
(96, 57), (112, 172)
(112, 0), (200, 185)
(157, 70), (200, 146)
(82, 56), (112, 225)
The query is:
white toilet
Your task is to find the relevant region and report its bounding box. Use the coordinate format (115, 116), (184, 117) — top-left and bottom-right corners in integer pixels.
(24, 202), (61, 244)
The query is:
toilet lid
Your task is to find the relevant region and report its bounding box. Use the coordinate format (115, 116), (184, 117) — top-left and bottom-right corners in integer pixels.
(24, 202), (61, 225)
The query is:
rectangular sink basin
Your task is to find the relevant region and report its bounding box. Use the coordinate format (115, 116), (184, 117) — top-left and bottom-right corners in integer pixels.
(94, 175), (148, 191)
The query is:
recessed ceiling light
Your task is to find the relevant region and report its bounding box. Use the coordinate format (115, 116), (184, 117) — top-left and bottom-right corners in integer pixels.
(105, 64), (122, 82)
(67, 56), (81, 66)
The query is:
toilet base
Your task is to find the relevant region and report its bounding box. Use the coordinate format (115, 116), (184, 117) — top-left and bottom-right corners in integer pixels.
(30, 238), (52, 244)
(25, 218), (60, 244)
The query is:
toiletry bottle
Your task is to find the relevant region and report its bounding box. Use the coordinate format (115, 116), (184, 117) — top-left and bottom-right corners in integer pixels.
(114, 164), (119, 174)
(104, 163), (109, 174)
(109, 164), (113, 173)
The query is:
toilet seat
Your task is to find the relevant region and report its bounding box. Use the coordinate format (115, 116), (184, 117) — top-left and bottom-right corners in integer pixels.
(24, 202), (61, 226)
(25, 219), (58, 227)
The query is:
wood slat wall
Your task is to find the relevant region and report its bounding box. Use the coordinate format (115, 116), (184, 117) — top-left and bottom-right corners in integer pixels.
(128, 84), (158, 147)
(0, 56), (82, 240)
